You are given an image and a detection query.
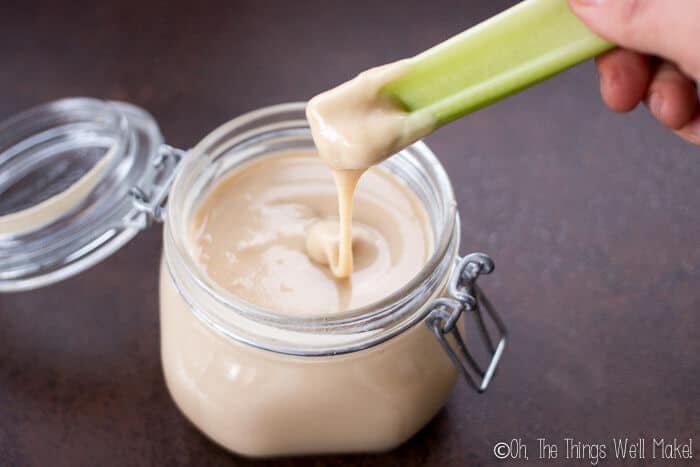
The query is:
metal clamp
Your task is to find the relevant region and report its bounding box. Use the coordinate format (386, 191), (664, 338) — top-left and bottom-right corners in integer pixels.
(426, 252), (507, 393)
(129, 144), (185, 225)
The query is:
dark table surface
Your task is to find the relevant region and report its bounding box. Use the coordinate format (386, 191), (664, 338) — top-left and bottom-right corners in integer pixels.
(1, 1), (698, 466)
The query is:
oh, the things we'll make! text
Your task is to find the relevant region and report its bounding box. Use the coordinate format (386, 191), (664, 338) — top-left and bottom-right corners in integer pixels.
(493, 436), (694, 465)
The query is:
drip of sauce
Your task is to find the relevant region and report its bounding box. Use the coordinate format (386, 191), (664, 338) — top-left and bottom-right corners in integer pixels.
(191, 152), (432, 317)
(306, 60), (435, 278)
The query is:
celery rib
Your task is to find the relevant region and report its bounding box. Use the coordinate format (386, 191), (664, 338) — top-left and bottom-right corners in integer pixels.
(384, 0), (613, 127)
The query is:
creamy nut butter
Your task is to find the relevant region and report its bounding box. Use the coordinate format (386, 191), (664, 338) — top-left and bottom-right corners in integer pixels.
(160, 266), (457, 456)
(190, 151), (432, 316)
(159, 103), (467, 457)
(306, 61), (435, 278)
(160, 152), (458, 456)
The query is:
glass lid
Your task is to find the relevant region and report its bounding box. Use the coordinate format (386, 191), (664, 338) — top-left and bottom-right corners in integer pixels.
(0, 98), (177, 292)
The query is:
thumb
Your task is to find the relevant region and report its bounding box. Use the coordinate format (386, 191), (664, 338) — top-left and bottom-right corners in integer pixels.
(567, 0), (700, 80)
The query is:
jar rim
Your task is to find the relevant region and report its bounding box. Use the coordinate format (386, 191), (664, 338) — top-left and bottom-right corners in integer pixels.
(164, 102), (460, 355)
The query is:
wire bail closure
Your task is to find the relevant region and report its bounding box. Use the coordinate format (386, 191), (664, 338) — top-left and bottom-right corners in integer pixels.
(129, 144), (185, 225)
(426, 252), (507, 393)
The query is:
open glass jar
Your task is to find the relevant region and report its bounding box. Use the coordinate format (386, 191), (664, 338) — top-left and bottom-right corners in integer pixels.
(0, 98), (506, 457)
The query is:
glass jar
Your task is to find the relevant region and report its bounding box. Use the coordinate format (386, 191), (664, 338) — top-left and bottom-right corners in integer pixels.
(0, 99), (506, 457)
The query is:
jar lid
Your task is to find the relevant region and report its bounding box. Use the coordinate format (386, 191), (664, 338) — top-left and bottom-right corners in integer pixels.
(0, 98), (179, 292)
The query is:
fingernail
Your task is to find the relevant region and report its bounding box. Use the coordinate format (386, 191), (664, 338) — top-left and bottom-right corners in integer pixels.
(649, 93), (664, 120)
(680, 119), (700, 144)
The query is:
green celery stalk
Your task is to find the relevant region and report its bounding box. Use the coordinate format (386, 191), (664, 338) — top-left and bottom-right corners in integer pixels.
(383, 0), (613, 127)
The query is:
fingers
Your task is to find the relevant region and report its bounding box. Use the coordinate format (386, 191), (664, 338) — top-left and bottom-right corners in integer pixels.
(644, 62), (699, 130)
(568, 0), (700, 80)
(595, 49), (651, 112)
(595, 50), (700, 144)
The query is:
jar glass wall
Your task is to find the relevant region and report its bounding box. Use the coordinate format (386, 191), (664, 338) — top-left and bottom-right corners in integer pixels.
(159, 103), (463, 456)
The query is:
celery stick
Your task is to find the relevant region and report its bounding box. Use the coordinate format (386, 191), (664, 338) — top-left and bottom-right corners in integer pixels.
(383, 0), (613, 127)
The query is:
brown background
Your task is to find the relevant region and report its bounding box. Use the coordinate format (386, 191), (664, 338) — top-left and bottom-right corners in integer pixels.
(0, 1), (698, 466)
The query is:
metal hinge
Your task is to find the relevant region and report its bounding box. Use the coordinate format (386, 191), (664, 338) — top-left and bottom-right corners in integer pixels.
(129, 144), (185, 225)
(426, 252), (507, 393)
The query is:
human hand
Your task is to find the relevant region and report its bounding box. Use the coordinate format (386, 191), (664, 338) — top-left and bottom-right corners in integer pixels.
(568, 0), (700, 144)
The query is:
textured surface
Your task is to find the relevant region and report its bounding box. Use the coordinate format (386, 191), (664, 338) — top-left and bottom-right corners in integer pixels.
(0, 1), (698, 466)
